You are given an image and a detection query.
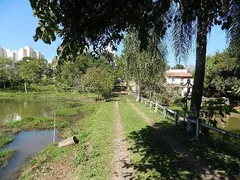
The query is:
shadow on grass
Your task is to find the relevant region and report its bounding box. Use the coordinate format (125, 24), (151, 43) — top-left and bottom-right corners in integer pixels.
(128, 121), (198, 179)
(128, 121), (240, 179)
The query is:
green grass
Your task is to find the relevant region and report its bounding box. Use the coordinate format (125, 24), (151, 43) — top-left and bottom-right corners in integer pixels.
(20, 99), (115, 180)
(0, 91), (96, 102)
(128, 95), (174, 122)
(0, 133), (14, 148)
(56, 107), (79, 116)
(127, 95), (240, 179)
(6, 116), (68, 130)
(0, 149), (15, 168)
(119, 96), (196, 179)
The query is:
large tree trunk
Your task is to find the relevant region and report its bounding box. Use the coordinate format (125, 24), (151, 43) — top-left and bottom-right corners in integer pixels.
(187, 13), (207, 134)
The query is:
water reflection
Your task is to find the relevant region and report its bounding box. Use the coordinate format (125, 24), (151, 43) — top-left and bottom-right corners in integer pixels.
(0, 99), (53, 125)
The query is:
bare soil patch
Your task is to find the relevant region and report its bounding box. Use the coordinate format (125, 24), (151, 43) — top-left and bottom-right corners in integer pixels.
(111, 101), (133, 180)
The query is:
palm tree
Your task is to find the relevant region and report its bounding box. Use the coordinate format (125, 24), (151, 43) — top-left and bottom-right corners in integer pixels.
(171, 0), (237, 133)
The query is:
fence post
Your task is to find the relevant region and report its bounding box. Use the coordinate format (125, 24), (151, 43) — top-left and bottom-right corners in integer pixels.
(163, 106), (166, 119)
(196, 118), (200, 139)
(174, 112), (178, 125)
(154, 103), (158, 113)
(149, 101), (153, 109)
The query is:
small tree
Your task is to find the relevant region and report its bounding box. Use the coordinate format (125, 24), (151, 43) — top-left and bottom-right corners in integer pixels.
(19, 57), (47, 92)
(82, 67), (115, 101)
(173, 64), (185, 69)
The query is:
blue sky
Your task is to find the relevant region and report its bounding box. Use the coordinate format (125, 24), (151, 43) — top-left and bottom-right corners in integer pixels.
(0, 0), (228, 65)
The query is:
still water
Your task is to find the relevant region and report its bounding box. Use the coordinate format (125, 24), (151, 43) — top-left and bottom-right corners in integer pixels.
(0, 130), (61, 180)
(215, 115), (240, 134)
(0, 99), (60, 179)
(0, 99), (53, 125)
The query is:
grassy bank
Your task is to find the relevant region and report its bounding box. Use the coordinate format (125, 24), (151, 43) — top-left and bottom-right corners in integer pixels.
(119, 96), (195, 179)
(0, 133), (14, 148)
(0, 91), (91, 102)
(0, 149), (15, 168)
(20, 98), (115, 179)
(6, 116), (68, 130)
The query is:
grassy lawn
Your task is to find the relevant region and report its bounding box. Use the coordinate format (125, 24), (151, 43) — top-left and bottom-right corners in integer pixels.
(20, 96), (115, 180)
(119, 96), (196, 179)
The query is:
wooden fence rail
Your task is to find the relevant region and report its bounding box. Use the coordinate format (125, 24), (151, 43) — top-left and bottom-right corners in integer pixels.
(129, 92), (240, 140)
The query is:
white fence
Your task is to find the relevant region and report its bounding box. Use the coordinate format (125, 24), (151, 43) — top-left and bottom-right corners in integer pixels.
(130, 93), (240, 140)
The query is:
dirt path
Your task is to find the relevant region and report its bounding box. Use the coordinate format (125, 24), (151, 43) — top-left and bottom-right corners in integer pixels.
(126, 97), (227, 180)
(111, 100), (133, 180)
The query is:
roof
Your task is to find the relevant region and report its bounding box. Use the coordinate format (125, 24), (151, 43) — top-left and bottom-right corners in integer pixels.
(165, 72), (192, 78)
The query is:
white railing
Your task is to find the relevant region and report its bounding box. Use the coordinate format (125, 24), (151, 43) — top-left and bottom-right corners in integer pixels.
(129, 92), (240, 140)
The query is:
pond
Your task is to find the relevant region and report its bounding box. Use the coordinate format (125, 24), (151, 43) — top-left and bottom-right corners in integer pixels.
(215, 115), (240, 134)
(0, 99), (54, 125)
(0, 99), (62, 179)
(0, 130), (61, 180)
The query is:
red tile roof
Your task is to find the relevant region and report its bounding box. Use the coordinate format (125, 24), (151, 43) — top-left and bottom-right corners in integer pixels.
(165, 72), (192, 78)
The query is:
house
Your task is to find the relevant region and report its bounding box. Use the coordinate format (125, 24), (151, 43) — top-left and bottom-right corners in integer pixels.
(165, 69), (194, 96)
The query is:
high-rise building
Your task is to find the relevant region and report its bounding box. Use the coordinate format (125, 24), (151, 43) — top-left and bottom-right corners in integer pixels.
(0, 46), (6, 57)
(17, 48), (27, 61)
(11, 50), (18, 62)
(36, 51), (44, 59)
(0, 46), (45, 61)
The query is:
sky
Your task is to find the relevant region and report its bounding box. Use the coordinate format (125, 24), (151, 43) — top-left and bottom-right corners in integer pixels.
(0, 0), (228, 65)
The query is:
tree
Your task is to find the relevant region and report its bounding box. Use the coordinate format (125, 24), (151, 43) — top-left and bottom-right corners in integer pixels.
(173, 64), (185, 69)
(123, 30), (166, 101)
(29, 0), (172, 59)
(59, 55), (90, 90)
(204, 51), (240, 98)
(30, 0), (240, 134)
(19, 57), (47, 92)
(171, 0), (239, 133)
(82, 67), (115, 101)
(0, 58), (13, 88)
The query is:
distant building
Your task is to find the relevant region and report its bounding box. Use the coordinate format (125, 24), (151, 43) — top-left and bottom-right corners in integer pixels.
(0, 46), (6, 57)
(0, 46), (45, 62)
(17, 48), (27, 61)
(11, 50), (18, 62)
(36, 51), (44, 59)
(165, 69), (194, 96)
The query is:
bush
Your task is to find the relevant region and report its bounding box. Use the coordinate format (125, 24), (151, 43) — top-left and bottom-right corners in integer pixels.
(82, 67), (115, 101)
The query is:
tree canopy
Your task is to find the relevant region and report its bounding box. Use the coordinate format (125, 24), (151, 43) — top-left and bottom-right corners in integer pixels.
(172, 64), (185, 69)
(122, 30), (167, 101)
(29, 0), (173, 59)
(204, 51), (240, 97)
(20, 57), (47, 92)
(82, 67), (115, 101)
